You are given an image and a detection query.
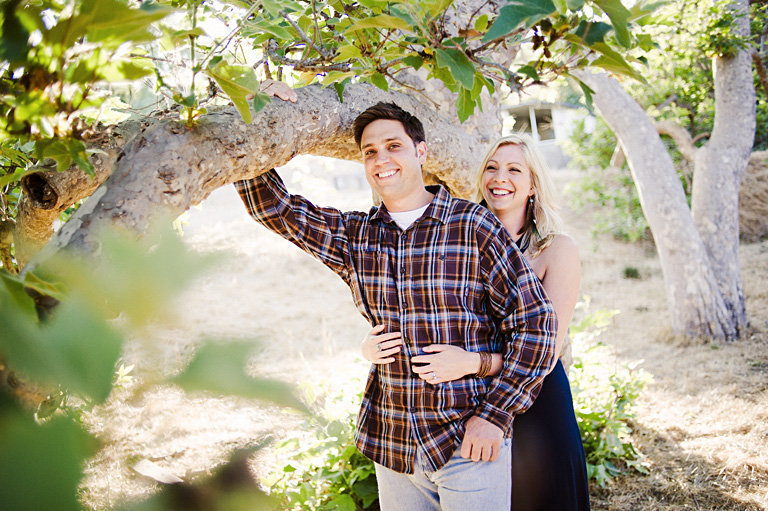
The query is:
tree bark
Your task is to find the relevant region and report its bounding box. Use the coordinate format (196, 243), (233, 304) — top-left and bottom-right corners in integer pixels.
(573, 69), (738, 341)
(690, 0), (755, 337)
(25, 83), (487, 269)
(15, 120), (145, 267)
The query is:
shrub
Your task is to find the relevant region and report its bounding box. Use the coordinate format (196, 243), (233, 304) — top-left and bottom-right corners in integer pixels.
(569, 298), (652, 487)
(268, 378), (378, 511)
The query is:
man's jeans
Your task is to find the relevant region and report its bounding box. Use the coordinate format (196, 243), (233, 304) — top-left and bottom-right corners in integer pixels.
(374, 440), (512, 511)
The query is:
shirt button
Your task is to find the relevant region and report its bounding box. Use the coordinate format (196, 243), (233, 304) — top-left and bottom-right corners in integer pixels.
(400, 265), (406, 274)
(401, 300), (407, 308)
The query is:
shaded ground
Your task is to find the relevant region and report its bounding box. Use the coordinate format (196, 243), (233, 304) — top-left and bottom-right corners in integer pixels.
(82, 159), (768, 510)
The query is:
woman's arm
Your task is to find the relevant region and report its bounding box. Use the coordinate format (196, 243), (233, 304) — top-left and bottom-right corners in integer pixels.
(538, 234), (581, 359)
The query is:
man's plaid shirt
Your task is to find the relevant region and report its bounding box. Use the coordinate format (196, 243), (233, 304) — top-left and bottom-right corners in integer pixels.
(235, 170), (556, 473)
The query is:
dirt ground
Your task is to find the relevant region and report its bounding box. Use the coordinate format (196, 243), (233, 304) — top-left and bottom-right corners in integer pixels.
(81, 157), (768, 510)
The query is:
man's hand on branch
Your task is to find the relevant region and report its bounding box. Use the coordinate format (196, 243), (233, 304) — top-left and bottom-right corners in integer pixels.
(258, 79), (297, 103)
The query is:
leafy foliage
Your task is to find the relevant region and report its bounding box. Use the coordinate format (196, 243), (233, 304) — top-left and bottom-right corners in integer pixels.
(268, 378), (378, 511)
(562, 117), (650, 242)
(0, 223), (304, 510)
(569, 298), (651, 486)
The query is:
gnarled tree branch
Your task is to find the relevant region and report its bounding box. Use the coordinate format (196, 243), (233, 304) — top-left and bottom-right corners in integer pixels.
(26, 83), (486, 269)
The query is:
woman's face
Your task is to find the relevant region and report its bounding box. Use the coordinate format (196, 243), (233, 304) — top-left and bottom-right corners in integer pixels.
(481, 143), (534, 217)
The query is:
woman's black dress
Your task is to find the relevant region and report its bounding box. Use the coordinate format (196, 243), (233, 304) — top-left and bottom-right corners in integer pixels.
(511, 359), (591, 510)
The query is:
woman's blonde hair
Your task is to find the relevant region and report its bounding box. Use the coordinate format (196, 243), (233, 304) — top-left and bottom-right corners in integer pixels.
(474, 134), (563, 256)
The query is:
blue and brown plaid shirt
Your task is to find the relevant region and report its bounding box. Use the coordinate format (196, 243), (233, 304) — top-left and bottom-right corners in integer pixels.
(235, 170), (556, 473)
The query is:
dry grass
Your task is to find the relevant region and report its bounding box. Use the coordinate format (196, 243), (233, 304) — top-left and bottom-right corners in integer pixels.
(81, 159), (768, 510)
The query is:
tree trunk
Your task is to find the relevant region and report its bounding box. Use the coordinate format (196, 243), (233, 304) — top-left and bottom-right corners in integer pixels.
(689, 0), (755, 337)
(25, 83), (487, 270)
(573, 70), (739, 341)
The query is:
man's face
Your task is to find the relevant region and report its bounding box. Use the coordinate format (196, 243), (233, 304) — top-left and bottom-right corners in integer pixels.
(360, 119), (427, 208)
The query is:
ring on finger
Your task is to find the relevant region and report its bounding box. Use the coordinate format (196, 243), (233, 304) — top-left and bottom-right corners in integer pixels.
(428, 371), (437, 380)
(376, 343), (382, 352)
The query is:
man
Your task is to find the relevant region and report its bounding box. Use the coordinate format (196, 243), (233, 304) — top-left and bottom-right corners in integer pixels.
(234, 102), (556, 510)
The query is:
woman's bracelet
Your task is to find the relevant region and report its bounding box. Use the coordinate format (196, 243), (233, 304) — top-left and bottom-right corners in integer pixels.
(476, 352), (492, 378)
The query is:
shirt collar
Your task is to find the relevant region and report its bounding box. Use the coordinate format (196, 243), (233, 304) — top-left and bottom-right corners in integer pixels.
(370, 185), (452, 225)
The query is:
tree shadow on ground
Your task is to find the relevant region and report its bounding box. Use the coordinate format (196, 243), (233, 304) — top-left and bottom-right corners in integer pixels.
(589, 421), (767, 510)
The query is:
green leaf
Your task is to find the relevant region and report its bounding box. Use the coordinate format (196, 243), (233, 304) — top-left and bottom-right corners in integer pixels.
(325, 494), (356, 511)
(429, 61), (458, 91)
(422, 0), (455, 18)
(321, 70), (357, 86)
(243, 19), (293, 40)
(590, 42), (643, 80)
(40, 141), (73, 172)
(67, 139), (94, 176)
(172, 341), (308, 412)
(389, 3), (418, 29)
(594, 0), (632, 48)
(570, 76), (594, 110)
(252, 92), (272, 114)
(0, 166), (38, 188)
(99, 59), (154, 82)
(434, 47), (475, 90)
(333, 44), (362, 61)
(0, 294), (122, 403)
(552, 0), (567, 14)
(456, 88), (474, 122)
(0, 0), (29, 64)
(205, 61), (260, 124)
(517, 64), (540, 81)
(357, 0), (391, 11)
(474, 14), (489, 32)
(333, 79), (347, 102)
(574, 21), (613, 45)
(482, 0), (557, 42)
(566, 0), (585, 9)
(0, 411), (97, 511)
(84, 0), (177, 46)
(369, 72), (389, 91)
(402, 54), (424, 70)
(0, 270), (37, 323)
(353, 14), (413, 32)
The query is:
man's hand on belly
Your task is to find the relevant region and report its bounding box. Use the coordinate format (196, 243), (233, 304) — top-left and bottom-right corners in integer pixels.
(460, 416), (503, 462)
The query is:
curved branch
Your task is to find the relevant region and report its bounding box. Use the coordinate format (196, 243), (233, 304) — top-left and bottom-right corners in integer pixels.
(653, 119), (698, 162)
(27, 83), (485, 268)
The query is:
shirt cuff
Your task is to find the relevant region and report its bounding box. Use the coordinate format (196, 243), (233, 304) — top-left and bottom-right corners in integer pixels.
(474, 402), (514, 436)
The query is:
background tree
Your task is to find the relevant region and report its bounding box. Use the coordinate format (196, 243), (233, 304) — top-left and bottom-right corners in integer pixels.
(571, 0), (762, 341)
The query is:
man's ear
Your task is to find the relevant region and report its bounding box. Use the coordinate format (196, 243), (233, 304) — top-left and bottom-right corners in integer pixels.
(416, 141), (427, 164)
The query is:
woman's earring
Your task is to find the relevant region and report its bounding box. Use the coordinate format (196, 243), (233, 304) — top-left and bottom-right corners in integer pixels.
(529, 195), (536, 223)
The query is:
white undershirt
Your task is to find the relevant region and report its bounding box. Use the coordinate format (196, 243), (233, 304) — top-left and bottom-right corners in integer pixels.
(389, 204), (429, 231)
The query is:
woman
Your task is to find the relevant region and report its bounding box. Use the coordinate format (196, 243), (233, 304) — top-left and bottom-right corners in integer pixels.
(362, 134), (590, 510)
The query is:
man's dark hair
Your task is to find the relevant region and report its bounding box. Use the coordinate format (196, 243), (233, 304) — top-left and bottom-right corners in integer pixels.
(353, 102), (426, 148)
